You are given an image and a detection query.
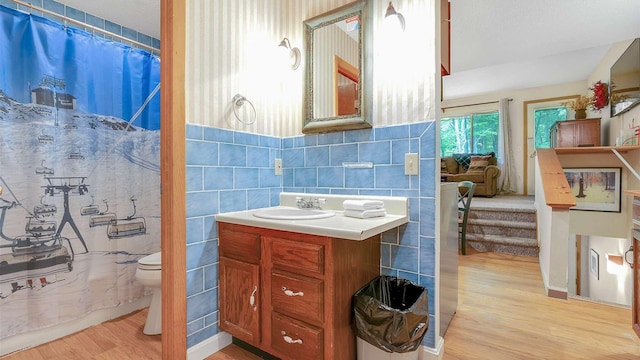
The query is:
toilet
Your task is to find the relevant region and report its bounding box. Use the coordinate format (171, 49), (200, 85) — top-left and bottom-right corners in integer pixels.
(135, 251), (162, 335)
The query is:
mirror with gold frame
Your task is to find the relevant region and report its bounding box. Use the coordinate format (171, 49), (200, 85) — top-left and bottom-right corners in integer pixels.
(302, 0), (373, 134)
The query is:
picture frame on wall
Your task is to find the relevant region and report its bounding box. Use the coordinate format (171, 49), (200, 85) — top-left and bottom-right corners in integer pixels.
(563, 167), (622, 212)
(590, 248), (599, 280)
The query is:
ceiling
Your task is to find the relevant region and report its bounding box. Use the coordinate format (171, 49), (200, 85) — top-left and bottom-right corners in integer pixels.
(56, 0), (159, 39)
(53, 0), (640, 101)
(444, 0), (640, 99)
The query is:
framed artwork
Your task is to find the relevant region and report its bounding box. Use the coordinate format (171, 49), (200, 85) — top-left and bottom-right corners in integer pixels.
(563, 167), (622, 212)
(590, 248), (599, 280)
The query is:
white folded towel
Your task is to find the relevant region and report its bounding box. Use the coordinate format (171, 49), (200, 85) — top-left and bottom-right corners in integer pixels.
(343, 199), (385, 211)
(344, 209), (387, 219)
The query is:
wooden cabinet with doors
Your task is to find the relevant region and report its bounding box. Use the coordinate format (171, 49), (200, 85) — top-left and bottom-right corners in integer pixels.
(218, 226), (261, 344)
(550, 118), (601, 148)
(218, 222), (381, 360)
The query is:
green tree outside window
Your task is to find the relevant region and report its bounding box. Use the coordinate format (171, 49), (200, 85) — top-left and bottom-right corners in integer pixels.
(534, 107), (567, 149)
(441, 112), (498, 157)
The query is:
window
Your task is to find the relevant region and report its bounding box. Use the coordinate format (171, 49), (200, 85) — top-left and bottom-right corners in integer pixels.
(534, 107), (567, 149)
(440, 111), (499, 157)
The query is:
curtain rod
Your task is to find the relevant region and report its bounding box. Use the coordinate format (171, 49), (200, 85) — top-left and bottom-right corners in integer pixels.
(10, 0), (159, 53)
(442, 98), (512, 112)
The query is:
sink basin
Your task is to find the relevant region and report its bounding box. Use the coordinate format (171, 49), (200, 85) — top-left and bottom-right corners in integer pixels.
(253, 207), (336, 220)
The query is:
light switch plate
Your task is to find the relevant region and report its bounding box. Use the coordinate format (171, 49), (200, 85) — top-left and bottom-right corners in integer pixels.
(274, 158), (282, 175)
(405, 153), (419, 175)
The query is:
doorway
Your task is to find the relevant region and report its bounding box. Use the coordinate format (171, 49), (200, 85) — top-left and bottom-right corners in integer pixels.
(568, 234), (633, 306)
(523, 96), (577, 195)
(334, 55), (359, 116)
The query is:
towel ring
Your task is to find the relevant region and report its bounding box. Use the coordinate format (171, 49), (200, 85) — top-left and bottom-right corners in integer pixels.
(232, 94), (256, 125)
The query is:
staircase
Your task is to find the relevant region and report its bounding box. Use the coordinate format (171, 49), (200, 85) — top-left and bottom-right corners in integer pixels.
(466, 197), (539, 257)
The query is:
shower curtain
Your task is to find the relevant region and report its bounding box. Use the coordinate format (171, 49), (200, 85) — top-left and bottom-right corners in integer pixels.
(0, 5), (161, 343)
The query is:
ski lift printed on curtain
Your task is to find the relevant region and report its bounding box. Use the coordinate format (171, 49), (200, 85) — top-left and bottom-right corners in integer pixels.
(563, 168), (622, 212)
(0, 5), (160, 342)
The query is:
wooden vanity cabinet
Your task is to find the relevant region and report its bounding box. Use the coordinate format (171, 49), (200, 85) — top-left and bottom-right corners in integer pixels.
(218, 222), (381, 360)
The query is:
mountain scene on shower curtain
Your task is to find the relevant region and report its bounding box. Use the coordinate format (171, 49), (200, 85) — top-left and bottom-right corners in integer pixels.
(0, 89), (161, 339)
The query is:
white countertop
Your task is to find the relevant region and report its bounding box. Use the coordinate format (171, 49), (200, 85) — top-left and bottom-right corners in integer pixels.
(215, 193), (409, 241)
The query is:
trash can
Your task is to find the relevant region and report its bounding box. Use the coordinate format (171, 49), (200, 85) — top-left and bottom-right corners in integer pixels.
(353, 275), (429, 360)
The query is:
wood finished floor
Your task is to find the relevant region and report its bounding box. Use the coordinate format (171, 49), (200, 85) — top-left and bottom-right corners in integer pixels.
(3, 250), (640, 359)
(1, 308), (162, 360)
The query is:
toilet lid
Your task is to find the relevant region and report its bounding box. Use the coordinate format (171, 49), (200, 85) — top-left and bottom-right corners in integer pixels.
(138, 252), (161, 269)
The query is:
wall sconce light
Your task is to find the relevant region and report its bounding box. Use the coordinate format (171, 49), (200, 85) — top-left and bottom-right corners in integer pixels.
(278, 37), (301, 70)
(384, 1), (405, 32)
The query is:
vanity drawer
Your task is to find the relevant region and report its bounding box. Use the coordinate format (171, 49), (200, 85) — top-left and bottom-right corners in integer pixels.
(271, 270), (324, 324)
(219, 227), (260, 263)
(270, 237), (324, 276)
(271, 312), (323, 360)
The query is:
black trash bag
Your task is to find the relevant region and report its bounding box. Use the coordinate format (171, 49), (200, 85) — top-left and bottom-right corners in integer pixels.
(353, 275), (429, 353)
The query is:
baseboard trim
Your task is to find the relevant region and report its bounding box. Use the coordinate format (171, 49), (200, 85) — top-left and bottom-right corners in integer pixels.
(547, 287), (568, 300)
(422, 336), (444, 360)
(187, 332), (232, 360)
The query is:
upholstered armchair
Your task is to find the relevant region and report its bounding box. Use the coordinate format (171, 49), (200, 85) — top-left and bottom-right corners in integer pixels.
(441, 153), (501, 197)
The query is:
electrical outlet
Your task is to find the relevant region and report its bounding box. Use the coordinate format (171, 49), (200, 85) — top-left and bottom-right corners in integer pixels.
(274, 158), (282, 175)
(405, 153), (418, 175)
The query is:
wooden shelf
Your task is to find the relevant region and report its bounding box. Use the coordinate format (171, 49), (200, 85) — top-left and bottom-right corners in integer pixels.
(537, 148), (576, 209)
(553, 145), (640, 155)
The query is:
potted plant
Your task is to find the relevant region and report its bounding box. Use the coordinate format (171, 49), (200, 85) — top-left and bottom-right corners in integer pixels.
(562, 95), (590, 119)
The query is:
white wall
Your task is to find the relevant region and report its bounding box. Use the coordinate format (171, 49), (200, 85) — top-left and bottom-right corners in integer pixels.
(567, 234), (632, 306)
(627, 150), (640, 190)
(185, 0), (436, 137)
(535, 158), (571, 295)
(584, 236), (632, 306)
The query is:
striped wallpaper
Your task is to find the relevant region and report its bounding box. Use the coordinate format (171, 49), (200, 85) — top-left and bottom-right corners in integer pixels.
(186, 0), (436, 137)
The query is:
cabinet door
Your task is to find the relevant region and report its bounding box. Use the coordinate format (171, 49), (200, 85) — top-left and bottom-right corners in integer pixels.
(575, 120), (601, 146)
(219, 257), (260, 344)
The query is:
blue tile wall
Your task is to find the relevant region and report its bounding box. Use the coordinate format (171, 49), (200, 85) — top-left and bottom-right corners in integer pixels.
(185, 125), (282, 347)
(184, 121), (439, 349)
(1, 1), (159, 53)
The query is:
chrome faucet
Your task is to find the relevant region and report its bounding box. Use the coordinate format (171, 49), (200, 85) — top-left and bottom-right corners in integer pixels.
(296, 197), (326, 210)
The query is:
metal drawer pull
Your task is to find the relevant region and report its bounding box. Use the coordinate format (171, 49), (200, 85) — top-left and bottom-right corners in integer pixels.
(282, 286), (304, 297)
(249, 285), (257, 311)
(281, 331), (303, 344)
